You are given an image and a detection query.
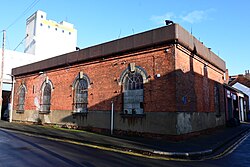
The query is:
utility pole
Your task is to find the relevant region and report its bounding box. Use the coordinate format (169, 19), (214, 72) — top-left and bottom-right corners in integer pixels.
(0, 30), (6, 120)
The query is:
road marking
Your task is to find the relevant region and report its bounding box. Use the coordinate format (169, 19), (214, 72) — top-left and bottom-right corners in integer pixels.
(0, 128), (192, 162)
(2, 128), (249, 162)
(29, 134), (192, 161)
(204, 130), (250, 160)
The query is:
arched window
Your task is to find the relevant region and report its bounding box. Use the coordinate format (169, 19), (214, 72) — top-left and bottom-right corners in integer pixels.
(124, 72), (143, 90)
(17, 85), (26, 112)
(73, 72), (90, 113)
(214, 84), (221, 116)
(40, 80), (52, 113)
(120, 64), (148, 115)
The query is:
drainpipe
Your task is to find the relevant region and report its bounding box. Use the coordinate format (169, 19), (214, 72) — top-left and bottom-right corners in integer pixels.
(9, 75), (15, 122)
(111, 101), (114, 135)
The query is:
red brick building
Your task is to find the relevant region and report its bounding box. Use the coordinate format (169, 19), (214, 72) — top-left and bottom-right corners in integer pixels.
(227, 71), (250, 122)
(12, 24), (226, 137)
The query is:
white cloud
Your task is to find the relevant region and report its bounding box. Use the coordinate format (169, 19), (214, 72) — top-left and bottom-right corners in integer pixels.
(181, 10), (206, 23)
(181, 9), (215, 23)
(150, 12), (175, 25)
(150, 9), (215, 25)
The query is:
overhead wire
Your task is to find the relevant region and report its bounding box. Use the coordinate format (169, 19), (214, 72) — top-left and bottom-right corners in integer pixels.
(14, 34), (29, 51)
(4, 0), (40, 51)
(5, 0), (40, 30)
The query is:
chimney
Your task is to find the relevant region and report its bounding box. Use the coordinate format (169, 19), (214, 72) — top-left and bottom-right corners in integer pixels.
(245, 70), (250, 79)
(225, 69), (229, 84)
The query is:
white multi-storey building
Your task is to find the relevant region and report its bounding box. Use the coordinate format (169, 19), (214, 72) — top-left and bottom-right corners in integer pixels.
(0, 10), (78, 119)
(24, 10), (77, 60)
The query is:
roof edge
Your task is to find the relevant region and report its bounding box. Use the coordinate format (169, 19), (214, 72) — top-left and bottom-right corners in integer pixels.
(12, 24), (226, 76)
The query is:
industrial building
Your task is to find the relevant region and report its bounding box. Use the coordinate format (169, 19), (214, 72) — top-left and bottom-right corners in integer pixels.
(11, 23), (228, 137)
(24, 10), (77, 59)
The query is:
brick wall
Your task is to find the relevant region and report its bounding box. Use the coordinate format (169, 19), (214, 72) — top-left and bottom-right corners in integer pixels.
(12, 43), (226, 136)
(13, 45), (176, 113)
(175, 45), (225, 112)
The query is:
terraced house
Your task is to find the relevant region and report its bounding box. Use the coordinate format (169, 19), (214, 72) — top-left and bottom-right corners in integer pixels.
(11, 23), (227, 137)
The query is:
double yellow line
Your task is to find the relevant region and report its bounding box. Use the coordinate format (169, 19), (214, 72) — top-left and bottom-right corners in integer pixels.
(5, 128), (249, 162)
(5, 129), (190, 161)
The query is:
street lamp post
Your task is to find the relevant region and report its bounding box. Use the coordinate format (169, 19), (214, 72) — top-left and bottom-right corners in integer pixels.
(111, 101), (114, 135)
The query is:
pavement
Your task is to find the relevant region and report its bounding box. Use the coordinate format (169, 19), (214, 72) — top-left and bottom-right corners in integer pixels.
(0, 120), (249, 160)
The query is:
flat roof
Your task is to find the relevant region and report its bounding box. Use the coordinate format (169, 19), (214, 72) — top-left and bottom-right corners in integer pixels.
(12, 24), (226, 76)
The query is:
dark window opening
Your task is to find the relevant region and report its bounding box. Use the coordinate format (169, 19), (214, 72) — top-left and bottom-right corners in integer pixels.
(140, 102), (144, 109)
(214, 85), (221, 117)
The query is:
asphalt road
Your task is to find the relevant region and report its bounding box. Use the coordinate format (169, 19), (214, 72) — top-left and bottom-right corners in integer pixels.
(0, 128), (249, 167)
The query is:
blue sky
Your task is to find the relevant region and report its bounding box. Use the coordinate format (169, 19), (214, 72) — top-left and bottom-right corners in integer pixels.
(0, 0), (249, 75)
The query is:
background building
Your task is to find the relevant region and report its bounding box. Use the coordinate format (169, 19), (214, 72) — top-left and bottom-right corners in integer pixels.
(228, 70), (250, 121)
(24, 10), (77, 60)
(0, 10), (77, 119)
(1, 50), (35, 119)
(11, 24), (228, 137)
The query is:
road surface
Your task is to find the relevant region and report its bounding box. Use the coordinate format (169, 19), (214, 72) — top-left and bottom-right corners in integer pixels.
(0, 128), (249, 167)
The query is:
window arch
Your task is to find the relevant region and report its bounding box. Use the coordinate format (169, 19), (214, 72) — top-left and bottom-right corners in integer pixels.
(40, 79), (53, 113)
(17, 84), (26, 112)
(119, 65), (148, 115)
(73, 72), (90, 113)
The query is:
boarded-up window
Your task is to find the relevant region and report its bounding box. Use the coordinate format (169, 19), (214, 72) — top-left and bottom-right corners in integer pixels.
(41, 83), (51, 113)
(17, 86), (26, 112)
(75, 78), (88, 113)
(123, 72), (144, 114)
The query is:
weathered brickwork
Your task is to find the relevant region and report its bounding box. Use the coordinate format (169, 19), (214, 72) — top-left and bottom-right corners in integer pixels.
(174, 45), (225, 113)
(14, 46), (176, 113)
(12, 24), (227, 136)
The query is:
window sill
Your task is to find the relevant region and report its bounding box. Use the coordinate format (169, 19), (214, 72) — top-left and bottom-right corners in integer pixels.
(120, 113), (146, 118)
(216, 114), (222, 118)
(72, 112), (88, 116)
(39, 111), (50, 114)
